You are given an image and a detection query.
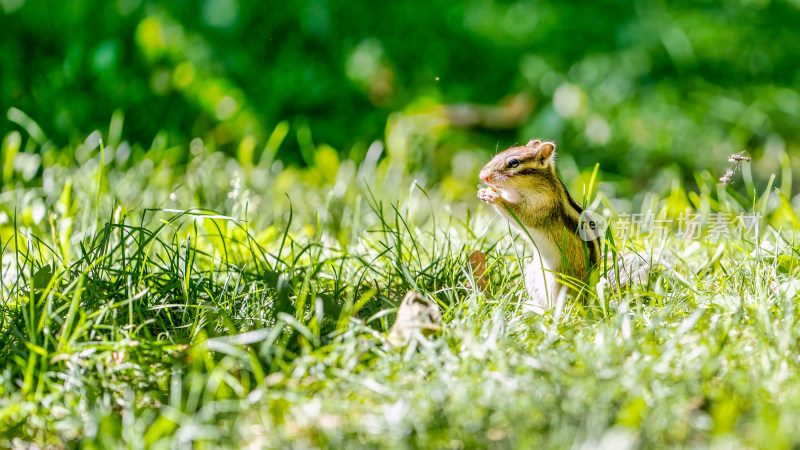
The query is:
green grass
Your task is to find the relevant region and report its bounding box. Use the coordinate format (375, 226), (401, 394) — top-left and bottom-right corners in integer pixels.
(3, 129), (800, 448)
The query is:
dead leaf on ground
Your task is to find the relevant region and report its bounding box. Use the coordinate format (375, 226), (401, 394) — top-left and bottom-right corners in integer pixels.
(387, 291), (442, 348)
(468, 250), (488, 292)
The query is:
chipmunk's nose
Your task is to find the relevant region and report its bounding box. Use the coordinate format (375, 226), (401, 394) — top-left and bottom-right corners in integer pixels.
(479, 167), (492, 183)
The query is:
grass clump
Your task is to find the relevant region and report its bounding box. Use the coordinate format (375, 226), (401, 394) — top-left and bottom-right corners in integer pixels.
(2, 128), (800, 448)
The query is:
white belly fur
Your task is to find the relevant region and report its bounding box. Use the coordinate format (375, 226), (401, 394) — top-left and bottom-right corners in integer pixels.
(522, 227), (565, 312)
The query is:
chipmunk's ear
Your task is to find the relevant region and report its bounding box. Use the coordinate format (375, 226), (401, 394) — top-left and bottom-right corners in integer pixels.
(537, 142), (556, 165)
(526, 139), (541, 147)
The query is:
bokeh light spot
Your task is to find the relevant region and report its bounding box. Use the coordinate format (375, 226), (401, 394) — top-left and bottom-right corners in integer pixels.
(135, 17), (167, 59)
(173, 62), (196, 89)
(202, 0), (239, 28)
(215, 96), (238, 120)
(553, 84), (585, 118)
(586, 116), (611, 144)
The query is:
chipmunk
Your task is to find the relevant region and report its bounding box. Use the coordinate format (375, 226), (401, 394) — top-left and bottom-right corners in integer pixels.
(477, 139), (602, 310)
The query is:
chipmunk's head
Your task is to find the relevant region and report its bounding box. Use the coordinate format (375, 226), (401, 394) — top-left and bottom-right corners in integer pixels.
(479, 139), (559, 203)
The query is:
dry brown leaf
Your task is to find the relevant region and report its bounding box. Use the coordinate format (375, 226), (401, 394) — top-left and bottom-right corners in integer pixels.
(387, 291), (442, 348)
(468, 250), (488, 292)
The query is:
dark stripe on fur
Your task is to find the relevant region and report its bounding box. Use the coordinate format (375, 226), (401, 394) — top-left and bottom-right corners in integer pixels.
(566, 195), (584, 215)
(559, 209), (580, 240)
(557, 176), (601, 267)
(587, 236), (600, 268)
(554, 174), (584, 214)
(515, 167), (543, 177)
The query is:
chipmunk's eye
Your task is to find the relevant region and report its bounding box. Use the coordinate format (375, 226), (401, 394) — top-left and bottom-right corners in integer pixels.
(507, 159), (520, 169)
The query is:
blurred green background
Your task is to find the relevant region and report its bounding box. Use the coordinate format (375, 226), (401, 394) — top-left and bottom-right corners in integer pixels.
(2, 0), (800, 194)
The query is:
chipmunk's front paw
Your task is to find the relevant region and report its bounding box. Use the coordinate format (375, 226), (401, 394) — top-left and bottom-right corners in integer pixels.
(477, 187), (500, 204)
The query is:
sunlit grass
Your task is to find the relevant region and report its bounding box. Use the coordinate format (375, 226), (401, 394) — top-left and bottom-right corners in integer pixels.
(2, 126), (800, 448)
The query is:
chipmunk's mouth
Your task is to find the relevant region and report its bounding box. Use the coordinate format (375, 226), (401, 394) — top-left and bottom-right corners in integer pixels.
(480, 176), (504, 189)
